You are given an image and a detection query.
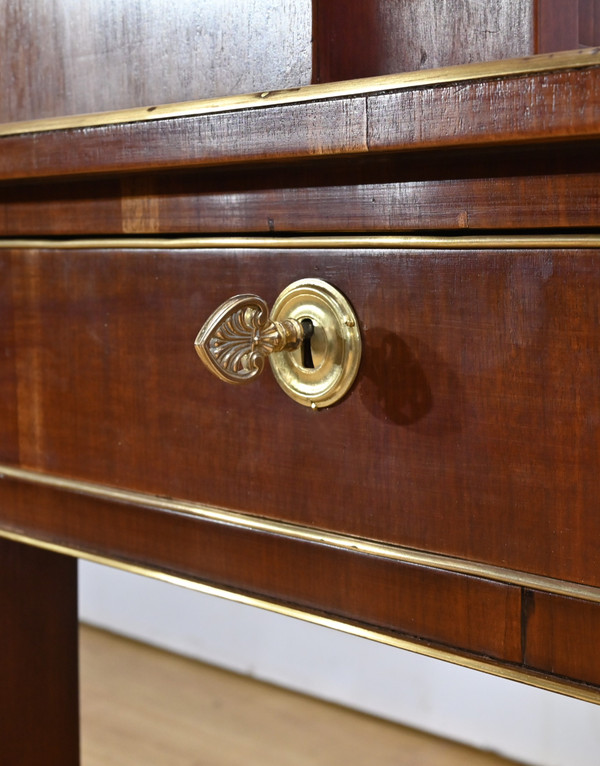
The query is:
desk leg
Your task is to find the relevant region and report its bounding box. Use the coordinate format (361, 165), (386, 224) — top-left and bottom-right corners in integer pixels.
(0, 537), (79, 765)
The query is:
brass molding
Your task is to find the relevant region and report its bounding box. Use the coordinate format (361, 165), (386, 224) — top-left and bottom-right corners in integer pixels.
(1, 235), (600, 251)
(2, 463), (600, 605)
(0, 48), (599, 137)
(0, 524), (598, 705)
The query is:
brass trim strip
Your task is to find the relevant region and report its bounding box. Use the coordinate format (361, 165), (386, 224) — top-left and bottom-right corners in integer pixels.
(0, 48), (598, 137)
(2, 463), (600, 604)
(0, 525), (598, 705)
(1, 235), (599, 250)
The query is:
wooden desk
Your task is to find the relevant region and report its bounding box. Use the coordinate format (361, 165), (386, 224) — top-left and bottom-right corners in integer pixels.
(1, 14), (600, 763)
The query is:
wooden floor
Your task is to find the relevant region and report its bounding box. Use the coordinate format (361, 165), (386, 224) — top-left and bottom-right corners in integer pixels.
(80, 625), (523, 766)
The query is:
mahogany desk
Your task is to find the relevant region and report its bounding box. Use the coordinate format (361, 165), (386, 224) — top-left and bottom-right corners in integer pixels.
(1, 49), (600, 763)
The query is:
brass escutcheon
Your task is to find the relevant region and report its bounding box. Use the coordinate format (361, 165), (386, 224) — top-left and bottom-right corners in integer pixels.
(195, 278), (361, 408)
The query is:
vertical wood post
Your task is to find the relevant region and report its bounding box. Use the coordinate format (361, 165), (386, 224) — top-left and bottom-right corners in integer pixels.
(535, 0), (580, 53)
(0, 537), (79, 765)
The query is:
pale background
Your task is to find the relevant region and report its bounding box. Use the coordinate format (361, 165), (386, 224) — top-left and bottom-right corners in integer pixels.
(80, 561), (600, 766)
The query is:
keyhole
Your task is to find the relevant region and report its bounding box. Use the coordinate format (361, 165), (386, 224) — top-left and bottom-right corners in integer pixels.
(300, 318), (315, 369)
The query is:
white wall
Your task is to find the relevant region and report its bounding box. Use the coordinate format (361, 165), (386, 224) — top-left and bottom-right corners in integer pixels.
(79, 560), (600, 766)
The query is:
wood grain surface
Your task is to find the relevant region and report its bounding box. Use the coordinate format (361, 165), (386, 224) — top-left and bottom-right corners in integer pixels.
(524, 591), (600, 686)
(579, 0), (600, 46)
(1, 144), (598, 236)
(0, 476), (523, 665)
(365, 67), (600, 154)
(313, 0), (600, 84)
(2, 60), (600, 182)
(0, 253), (18, 462)
(0, 538), (79, 765)
(536, 0), (600, 52)
(0, 0), (312, 123)
(5, 244), (600, 590)
(313, 0), (534, 82)
(0, 97), (367, 181)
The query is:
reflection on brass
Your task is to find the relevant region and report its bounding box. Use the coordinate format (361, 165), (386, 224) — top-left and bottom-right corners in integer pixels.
(195, 294), (303, 384)
(195, 279), (362, 408)
(1, 48), (599, 136)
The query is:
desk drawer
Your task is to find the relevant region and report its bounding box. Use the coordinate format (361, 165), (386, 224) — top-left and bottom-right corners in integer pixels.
(3, 240), (600, 588)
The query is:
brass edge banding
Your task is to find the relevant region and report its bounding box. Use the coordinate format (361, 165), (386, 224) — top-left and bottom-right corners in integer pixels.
(0, 235), (599, 250)
(0, 48), (598, 137)
(0, 525), (598, 705)
(1, 463), (600, 604)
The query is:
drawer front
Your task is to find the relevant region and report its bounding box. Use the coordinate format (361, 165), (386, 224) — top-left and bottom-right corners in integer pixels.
(0, 252), (18, 463)
(3, 243), (600, 588)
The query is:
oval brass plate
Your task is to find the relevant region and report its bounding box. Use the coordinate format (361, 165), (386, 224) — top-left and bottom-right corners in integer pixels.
(269, 279), (361, 408)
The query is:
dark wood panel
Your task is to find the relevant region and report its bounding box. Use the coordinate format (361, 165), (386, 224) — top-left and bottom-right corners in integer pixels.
(0, 477), (522, 664)
(1, 144), (599, 235)
(0, 254), (19, 462)
(0, 0), (311, 123)
(312, 0), (600, 86)
(579, 0), (600, 46)
(0, 178), (123, 236)
(536, 0), (600, 52)
(313, 0), (534, 83)
(524, 591), (600, 685)
(2, 60), (600, 183)
(0, 537), (79, 765)
(7, 246), (600, 586)
(536, 0), (581, 53)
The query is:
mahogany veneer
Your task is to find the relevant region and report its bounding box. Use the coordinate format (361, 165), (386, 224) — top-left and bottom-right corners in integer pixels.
(0, 146), (599, 236)
(524, 592), (600, 686)
(4, 244), (600, 588)
(0, 475), (523, 664)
